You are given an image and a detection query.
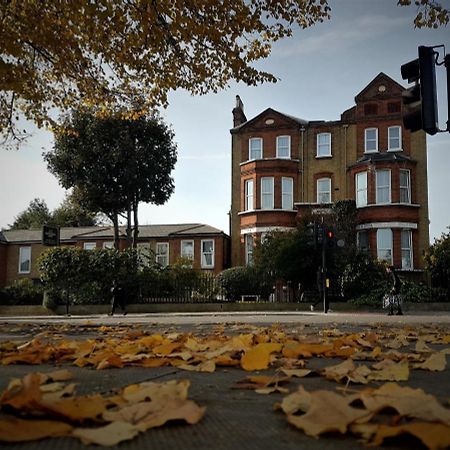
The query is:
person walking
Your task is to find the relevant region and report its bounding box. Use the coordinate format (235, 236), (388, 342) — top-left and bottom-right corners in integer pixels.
(110, 281), (128, 316)
(385, 265), (403, 315)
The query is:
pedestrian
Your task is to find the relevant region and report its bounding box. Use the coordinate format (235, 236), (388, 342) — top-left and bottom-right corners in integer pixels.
(110, 281), (128, 316)
(385, 265), (403, 315)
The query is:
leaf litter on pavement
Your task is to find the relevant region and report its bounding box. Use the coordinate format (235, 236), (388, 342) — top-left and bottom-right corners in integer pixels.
(0, 322), (449, 448)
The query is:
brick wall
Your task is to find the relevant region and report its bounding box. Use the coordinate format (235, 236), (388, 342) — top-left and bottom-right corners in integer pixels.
(0, 244), (7, 288)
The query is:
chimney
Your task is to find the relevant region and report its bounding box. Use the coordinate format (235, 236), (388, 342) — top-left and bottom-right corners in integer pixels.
(232, 95), (247, 127)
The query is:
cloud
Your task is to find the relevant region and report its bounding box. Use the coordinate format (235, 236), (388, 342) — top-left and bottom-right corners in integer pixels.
(277, 14), (408, 57)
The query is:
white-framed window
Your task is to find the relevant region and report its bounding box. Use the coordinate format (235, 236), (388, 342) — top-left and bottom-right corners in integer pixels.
(388, 126), (402, 151)
(376, 169), (391, 204)
(156, 242), (169, 267)
(83, 242), (96, 251)
(245, 179), (254, 211)
(357, 231), (369, 253)
(317, 177), (331, 204)
(365, 128), (378, 153)
(261, 177), (274, 209)
(401, 230), (413, 270)
(18, 247), (31, 274)
(355, 171), (368, 207)
(276, 135), (291, 159)
(249, 137), (263, 160)
(377, 228), (393, 264)
(102, 241), (114, 249)
(245, 234), (254, 266)
(282, 177), (294, 210)
(181, 240), (194, 260)
(400, 169), (411, 203)
(201, 239), (214, 268)
(316, 133), (331, 157)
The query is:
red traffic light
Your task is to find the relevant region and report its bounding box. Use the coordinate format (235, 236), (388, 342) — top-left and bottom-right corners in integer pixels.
(327, 230), (334, 239)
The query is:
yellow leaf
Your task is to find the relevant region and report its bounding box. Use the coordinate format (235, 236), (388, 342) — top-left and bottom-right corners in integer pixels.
(122, 380), (190, 404)
(280, 368), (313, 378)
(368, 360), (409, 381)
(241, 343), (282, 371)
(0, 417), (73, 442)
(178, 360), (216, 373)
(414, 351), (447, 372)
(72, 421), (139, 446)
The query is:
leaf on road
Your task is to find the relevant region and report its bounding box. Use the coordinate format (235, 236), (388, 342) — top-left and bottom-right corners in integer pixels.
(72, 421), (139, 446)
(240, 343), (282, 371)
(322, 359), (371, 384)
(368, 360), (409, 381)
(414, 351), (447, 372)
(0, 417), (73, 442)
(280, 368), (314, 378)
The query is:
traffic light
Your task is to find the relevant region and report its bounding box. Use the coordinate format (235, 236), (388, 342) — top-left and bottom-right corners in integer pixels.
(316, 224), (324, 246)
(401, 45), (439, 135)
(306, 222), (317, 248)
(325, 228), (336, 249)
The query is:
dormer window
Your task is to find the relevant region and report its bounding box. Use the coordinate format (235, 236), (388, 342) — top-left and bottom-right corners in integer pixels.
(249, 138), (262, 160)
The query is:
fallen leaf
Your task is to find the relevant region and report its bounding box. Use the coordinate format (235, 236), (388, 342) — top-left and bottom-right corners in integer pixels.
(368, 360), (409, 381)
(72, 421), (139, 446)
(287, 388), (370, 437)
(280, 369), (313, 378)
(178, 360), (216, 373)
(0, 417), (73, 442)
(255, 386), (289, 395)
(414, 351), (447, 372)
(280, 385), (312, 415)
(322, 359), (371, 384)
(122, 380), (190, 403)
(240, 343), (282, 371)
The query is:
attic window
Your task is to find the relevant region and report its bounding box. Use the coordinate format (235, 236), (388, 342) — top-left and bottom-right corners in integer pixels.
(388, 102), (401, 113)
(364, 104), (378, 116)
(265, 118), (275, 125)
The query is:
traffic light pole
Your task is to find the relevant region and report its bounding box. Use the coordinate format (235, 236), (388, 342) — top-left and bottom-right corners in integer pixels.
(320, 219), (329, 314)
(445, 54), (450, 132)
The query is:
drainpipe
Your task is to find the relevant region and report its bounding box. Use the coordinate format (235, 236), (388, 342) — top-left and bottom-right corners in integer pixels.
(342, 124), (349, 197)
(300, 127), (306, 202)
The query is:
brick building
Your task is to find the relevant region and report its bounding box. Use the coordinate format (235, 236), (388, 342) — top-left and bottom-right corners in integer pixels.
(230, 73), (429, 274)
(0, 224), (230, 288)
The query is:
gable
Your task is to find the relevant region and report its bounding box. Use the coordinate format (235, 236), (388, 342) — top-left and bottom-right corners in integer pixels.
(355, 73), (405, 103)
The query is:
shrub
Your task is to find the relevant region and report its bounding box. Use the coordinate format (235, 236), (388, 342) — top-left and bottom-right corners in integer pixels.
(217, 266), (272, 301)
(1, 279), (43, 305)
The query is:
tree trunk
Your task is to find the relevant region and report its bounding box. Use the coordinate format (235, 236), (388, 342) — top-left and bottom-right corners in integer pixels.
(132, 195), (139, 248)
(126, 205), (132, 248)
(112, 213), (120, 250)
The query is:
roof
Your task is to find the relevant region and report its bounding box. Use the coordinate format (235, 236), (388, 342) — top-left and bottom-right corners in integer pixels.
(1, 224), (226, 243)
(231, 107), (308, 132)
(349, 151), (415, 169)
(0, 232), (7, 244)
(354, 72), (405, 103)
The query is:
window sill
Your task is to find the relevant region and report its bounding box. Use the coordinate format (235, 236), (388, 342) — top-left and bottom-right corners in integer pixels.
(240, 158), (300, 166)
(356, 203), (420, 209)
(364, 150), (379, 154)
(238, 209), (297, 215)
(387, 148), (403, 152)
(315, 155), (332, 159)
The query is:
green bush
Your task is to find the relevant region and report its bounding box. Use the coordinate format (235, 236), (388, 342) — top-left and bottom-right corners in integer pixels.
(217, 266), (272, 301)
(0, 279), (43, 305)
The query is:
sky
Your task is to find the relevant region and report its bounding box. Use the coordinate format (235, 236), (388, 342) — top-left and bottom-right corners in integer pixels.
(0, 0), (449, 243)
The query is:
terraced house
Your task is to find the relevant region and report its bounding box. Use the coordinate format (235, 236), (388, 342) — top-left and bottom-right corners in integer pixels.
(0, 224), (230, 288)
(230, 73), (429, 276)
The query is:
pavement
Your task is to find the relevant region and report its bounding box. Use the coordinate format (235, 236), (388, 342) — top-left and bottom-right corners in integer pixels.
(0, 312), (449, 450)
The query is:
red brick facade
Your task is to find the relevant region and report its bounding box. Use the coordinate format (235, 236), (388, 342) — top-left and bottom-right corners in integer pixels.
(230, 73), (429, 273)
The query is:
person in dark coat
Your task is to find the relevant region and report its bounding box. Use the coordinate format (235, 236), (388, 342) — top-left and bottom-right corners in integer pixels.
(386, 265), (403, 315)
(110, 281), (128, 316)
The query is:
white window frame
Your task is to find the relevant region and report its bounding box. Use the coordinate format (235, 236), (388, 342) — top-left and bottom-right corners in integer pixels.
(102, 241), (114, 249)
(83, 242), (96, 251)
(156, 242), (169, 267)
(316, 177), (331, 204)
(401, 230), (413, 270)
(245, 179), (254, 211)
(364, 128), (378, 153)
(276, 135), (291, 159)
(281, 177), (294, 210)
(316, 133), (331, 157)
(201, 239), (215, 268)
(377, 228), (393, 264)
(400, 169), (411, 204)
(181, 240), (195, 260)
(18, 246), (31, 274)
(355, 171), (368, 207)
(245, 234), (254, 266)
(261, 177), (274, 209)
(376, 169), (391, 204)
(388, 126), (402, 151)
(249, 137), (263, 160)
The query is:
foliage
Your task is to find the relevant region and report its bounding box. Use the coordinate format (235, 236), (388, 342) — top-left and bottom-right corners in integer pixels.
(51, 189), (98, 227)
(0, 1), (331, 144)
(0, 279), (43, 305)
(340, 253), (387, 302)
(9, 198), (52, 230)
(398, 0), (449, 28)
(400, 279), (436, 303)
(217, 266), (272, 301)
(254, 228), (320, 290)
(45, 110), (177, 247)
(425, 229), (450, 293)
